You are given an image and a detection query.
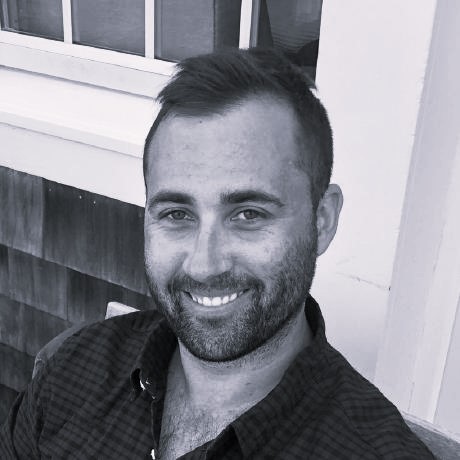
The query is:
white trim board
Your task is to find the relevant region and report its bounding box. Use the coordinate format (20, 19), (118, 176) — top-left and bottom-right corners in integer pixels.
(0, 67), (161, 158)
(0, 122), (146, 207)
(374, 0), (460, 432)
(0, 31), (175, 97)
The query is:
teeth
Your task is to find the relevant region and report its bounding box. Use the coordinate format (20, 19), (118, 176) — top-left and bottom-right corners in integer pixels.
(203, 297), (212, 306)
(211, 297), (222, 307)
(188, 291), (244, 307)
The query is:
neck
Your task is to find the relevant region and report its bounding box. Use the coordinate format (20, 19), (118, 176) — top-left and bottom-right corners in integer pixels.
(174, 306), (312, 412)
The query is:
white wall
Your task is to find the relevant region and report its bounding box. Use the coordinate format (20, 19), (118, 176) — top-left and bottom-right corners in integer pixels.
(313, 0), (437, 380)
(374, 0), (460, 436)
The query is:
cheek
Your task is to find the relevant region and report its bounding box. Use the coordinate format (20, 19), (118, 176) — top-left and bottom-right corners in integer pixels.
(245, 227), (311, 268)
(145, 229), (185, 278)
(234, 239), (287, 276)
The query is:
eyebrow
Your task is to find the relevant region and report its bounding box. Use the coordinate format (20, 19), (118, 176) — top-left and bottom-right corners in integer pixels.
(148, 189), (285, 209)
(220, 190), (285, 208)
(148, 191), (195, 208)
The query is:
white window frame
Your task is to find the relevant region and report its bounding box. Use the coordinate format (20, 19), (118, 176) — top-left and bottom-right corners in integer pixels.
(0, 0), (257, 205)
(0, 0), (255, 96)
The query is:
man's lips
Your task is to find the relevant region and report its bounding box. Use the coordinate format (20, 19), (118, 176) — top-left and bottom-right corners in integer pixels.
(185, 290), (246, 307)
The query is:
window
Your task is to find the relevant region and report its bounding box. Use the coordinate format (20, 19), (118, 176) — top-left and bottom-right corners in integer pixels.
(0, 0), (323, 93)
(154, 0), (242, 61)
(71, 0), (146, 56)
(253, 0), (322, 77)
(1, 0), (64, 40)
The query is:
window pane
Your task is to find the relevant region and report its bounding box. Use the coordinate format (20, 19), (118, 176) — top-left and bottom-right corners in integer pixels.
(71, 0), (145, 56)
(0, 0), (63, 40)
(255, 0), (322, 78)
(154, 0), (241, 62)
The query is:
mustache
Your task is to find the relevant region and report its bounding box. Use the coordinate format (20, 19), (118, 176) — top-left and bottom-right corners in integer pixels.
(169, 271), (262, 294)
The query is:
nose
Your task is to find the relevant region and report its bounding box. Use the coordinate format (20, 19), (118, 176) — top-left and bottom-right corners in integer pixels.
(182, 219), (232, 283)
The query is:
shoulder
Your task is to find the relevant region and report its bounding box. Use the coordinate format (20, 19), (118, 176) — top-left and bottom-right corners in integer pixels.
(11, 311), (163, 456)
(51, 309), (162, 369)
(26, 310), (162, 431)
(311, 344), (436, 458)
(35, 310), (162, 401)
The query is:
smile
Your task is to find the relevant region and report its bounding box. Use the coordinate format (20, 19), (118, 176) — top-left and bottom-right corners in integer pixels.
(187, 291), (245, 307)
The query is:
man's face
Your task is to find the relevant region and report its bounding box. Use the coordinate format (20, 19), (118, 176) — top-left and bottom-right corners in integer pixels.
(144, 97), (318, 361)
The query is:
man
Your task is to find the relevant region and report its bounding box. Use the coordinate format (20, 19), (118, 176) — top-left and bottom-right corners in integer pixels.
(1, 49), (434, 459)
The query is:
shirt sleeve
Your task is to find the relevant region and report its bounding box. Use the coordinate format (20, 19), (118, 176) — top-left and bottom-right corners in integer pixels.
(0, 372), (44, 459)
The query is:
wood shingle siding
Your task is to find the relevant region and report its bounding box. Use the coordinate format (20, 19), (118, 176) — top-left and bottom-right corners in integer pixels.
(0, 166), (151, 423)
(8, 248), (68, 318)
(0, 294), (71, 356)
(43, 182), (148, 294)
(0, 344), (35, 392)
(0, 169), (44, 257)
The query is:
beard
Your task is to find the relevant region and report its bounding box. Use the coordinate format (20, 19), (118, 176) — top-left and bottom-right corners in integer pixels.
(145, 221), (318, 362)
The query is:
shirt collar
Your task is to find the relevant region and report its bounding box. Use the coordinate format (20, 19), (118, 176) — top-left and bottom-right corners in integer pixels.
(130, 311), (177, 400)
(129, 295), (328, 456)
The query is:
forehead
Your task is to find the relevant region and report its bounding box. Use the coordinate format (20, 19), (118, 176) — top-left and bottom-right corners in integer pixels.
(146, 97), (310, 202)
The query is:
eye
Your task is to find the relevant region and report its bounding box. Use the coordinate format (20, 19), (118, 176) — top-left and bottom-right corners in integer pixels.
(233, 209), (265, 221)
(166, 209), (191, 221)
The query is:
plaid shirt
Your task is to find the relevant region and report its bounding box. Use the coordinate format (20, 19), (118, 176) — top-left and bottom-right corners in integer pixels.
(1, 296), (434, 459)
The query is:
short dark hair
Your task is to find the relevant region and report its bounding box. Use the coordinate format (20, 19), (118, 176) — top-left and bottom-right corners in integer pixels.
(144, 48), (333, 208)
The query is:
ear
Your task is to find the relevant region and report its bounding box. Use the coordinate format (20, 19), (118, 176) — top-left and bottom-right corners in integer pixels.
(316, 184), (343, 256)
